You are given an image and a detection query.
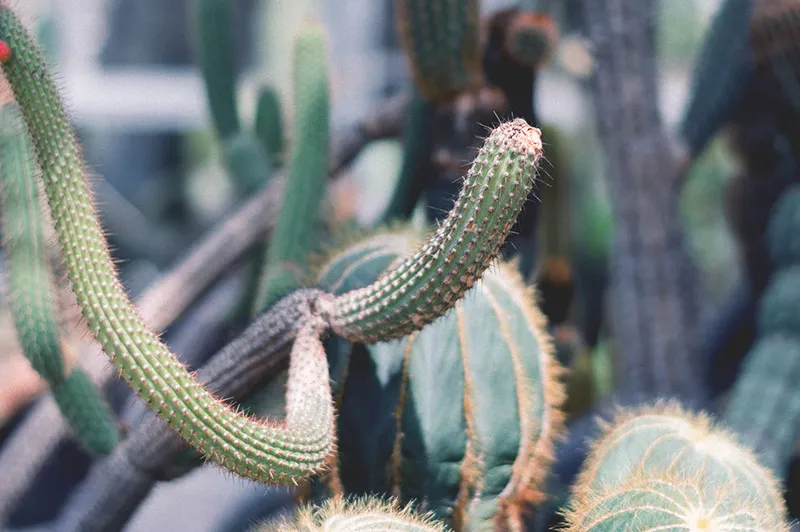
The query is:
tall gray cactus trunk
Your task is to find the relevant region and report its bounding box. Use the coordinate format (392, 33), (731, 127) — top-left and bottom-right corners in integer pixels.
(580, 0), (706, 407)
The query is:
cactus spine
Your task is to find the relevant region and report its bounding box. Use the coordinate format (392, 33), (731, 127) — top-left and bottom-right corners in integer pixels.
(0, 5), (335, 485)
(394, 0), (483, 102)
(327, 119), (544, 344)
(264, 497), (449, 531)
(254, 21), (330, 313)
(0, 101), (120, 455)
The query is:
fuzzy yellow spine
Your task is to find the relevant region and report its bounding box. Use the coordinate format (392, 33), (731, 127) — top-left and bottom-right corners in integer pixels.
(0, 5), (335, 485)
(260, 497), (451, 531)
(326, 119), (544, 344)
(565, 403), (789, 531)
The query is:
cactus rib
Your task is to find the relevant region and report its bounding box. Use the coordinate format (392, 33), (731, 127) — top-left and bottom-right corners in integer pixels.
(0, 101), (120, 455)
(327, 119), (544, 344)
(0, 5), (334, 485)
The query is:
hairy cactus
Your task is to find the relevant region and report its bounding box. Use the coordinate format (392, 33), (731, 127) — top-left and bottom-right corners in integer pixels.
(317, 229), (565, 530)
(566, 404), (788, 530)
(394, 0), (483, 102)
(327, 119), (543, 344)
(263, 497), (449, 531)
(254, 20), (330, 312)
(0, 101), (120, 455)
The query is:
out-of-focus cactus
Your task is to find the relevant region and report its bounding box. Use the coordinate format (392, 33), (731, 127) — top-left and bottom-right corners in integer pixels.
(504, 11), (558, 69)
(253, 20), (330, 312)
(566, 404), (789, 531)
(0, 102), (120, 455)
(394, 0), (483, 103)
(724, 184), (800, 477)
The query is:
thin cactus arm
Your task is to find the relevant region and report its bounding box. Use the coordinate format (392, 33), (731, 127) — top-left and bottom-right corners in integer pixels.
(0, 6), (334, 485)
(254, 20), (330, 313)
(0, 101), (120, 455)
(327, 118), (544, 344)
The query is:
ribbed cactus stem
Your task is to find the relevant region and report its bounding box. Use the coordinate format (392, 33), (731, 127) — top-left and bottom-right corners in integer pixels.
(394, 0), (483, 102)
(0, 5), (334, 485)
(0, 101), (120, 455)
(254, 21), (330, 313)
(327, 119), (543, 344)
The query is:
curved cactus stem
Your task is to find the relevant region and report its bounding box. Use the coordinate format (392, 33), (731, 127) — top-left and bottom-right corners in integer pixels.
(254, 21), (330, 313)
(0, 5), (335, 485)
(327, 119), (544, 344)
(0, 101), (120, 455)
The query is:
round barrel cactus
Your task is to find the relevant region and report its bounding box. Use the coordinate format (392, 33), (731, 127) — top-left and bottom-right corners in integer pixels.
(316, 227), (565, 530)
(566, 404), (788, 531)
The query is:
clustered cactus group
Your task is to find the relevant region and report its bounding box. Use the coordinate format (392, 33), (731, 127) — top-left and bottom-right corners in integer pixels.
(0, 0), (797, 531)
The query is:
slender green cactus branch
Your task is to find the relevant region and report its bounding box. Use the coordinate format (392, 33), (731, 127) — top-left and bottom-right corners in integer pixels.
(326, 118), (544, 344)
(0, 5), (334, 485)
(0, 101), (120, 455)
(254, 21), (330, 312)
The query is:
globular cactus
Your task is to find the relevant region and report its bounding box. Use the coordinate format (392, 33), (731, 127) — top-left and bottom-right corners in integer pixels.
(316, 228), (565, 530)
(0, 101), (120, 455)
(263, 497), (449, 531)
(254, 20), (330, 313)
(723, 184), (800, 476)
(566, 404), (789, 531)
(394, 0), (483, 103)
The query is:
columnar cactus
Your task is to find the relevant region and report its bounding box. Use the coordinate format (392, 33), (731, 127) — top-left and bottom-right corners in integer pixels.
(566, 404), (788, 531)
(254, 20), (330, 312)
(724, 185), (800, 476)
(394, 0), (483, 102)
(0, 102), (120, 455)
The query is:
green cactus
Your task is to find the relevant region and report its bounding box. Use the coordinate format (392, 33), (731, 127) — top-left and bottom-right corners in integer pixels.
(254, 85), (285, 168)
(327, 119), (544, 344)
(0, 5), (335, 485)
(195, 0), (240, 141)
(722, 184), (800, 476)
(316, 232), (565, 530)
(394, 0), (483, 102)
(254, 20), (330, 313)
(0, 101), (120, 455)
(678, 0), (755, 158)
(566, 404), (788, 531)
(263, 497), (450, 531)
